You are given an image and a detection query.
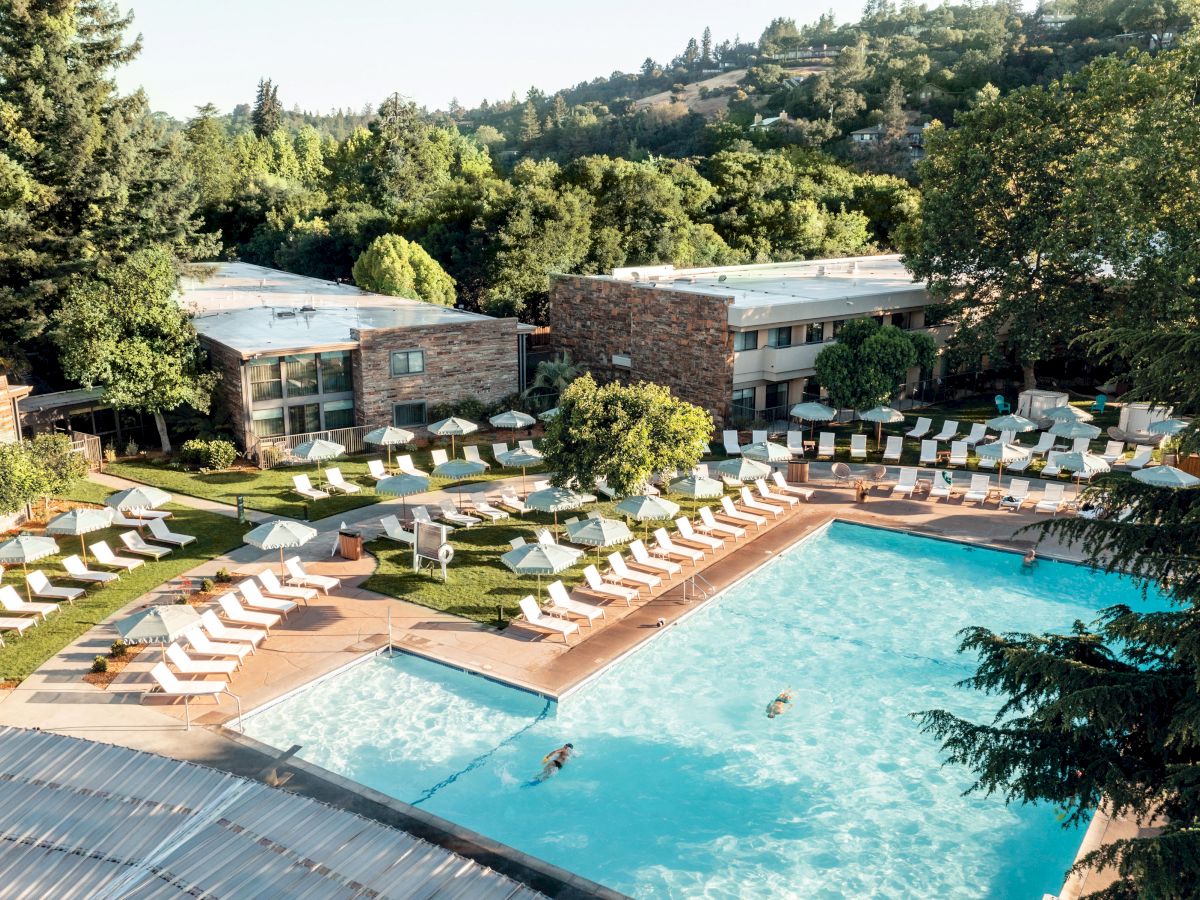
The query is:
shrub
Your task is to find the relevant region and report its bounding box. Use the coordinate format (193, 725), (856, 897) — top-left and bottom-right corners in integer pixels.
(200, 578), (215, 593)
(109, 639), (127, 658)
(123, 439), (138, 457)
(214, 568), (232, 583)
(91, 655), (108, 673)
(179, 439), (208, 467)
(453, 397), (487, 421)
(205, 439), (236, 470)
(103, 444), (117, 463)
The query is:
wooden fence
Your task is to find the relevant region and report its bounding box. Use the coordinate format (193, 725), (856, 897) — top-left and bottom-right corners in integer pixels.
(249, 424), (376, 469)
(70, 431), (104, 472)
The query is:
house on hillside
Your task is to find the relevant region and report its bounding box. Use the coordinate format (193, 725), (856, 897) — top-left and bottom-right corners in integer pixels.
(750, 110), (791, 130)
(764, 45), (841, 63)
(850, 122), (930, 160)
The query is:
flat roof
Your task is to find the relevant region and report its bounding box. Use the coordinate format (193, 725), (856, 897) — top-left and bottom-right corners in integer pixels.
(182, 262), (500, 356)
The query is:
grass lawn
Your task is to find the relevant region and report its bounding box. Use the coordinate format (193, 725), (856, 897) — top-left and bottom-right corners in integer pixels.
(0, 480), (249, 683)
(106, 445), (547, 521)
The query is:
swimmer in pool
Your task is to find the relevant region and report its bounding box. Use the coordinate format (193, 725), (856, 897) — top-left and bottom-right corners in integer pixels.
(1023, 547), (1037, 568)
(538, 743), (573, 780)
(766, 689), (793, 718)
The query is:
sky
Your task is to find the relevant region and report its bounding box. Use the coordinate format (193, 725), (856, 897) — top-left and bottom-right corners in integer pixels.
(115, 0), (875, 119)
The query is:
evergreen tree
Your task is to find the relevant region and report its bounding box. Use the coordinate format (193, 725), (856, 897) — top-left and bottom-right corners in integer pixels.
(519, 100), (542, 143)
(251, 78), (283, 138)
(701, 27), (713, 65)
(683, 37), (700, 68)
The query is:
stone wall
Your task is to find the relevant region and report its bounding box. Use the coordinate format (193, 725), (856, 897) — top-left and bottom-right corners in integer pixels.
(352, 319), (520, 427)
(547, 275), (735, 426)
(203, 340), (250, 449)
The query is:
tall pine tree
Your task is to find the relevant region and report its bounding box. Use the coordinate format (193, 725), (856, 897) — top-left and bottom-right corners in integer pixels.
(251, 78), (282, 138)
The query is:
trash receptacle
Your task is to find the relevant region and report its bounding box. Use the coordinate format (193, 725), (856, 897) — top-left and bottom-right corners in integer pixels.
(338, 529), (363, 561)
(789, 460), (810, 483)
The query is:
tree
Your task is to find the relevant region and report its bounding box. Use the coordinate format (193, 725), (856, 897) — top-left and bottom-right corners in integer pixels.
(541, 374), (712, 497)
(523, 352), (579, 404)
(28, 432), (86, 515)
(352, 234), (456, 306)
(701, 27), (714, 65)
(0, 441), (44, 516)
(251, 78), (283, 138)
(683, 37), (700, 68)
(519, 100), (542, 144)
(813, 318), (933, 409)
(52, 246), (217, 453)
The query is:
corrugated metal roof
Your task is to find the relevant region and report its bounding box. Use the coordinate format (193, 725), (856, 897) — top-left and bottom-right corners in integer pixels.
(0, 727), (544, 899)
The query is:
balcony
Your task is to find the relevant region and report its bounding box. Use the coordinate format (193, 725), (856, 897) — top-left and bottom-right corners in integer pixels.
(733, 343), (824, 382)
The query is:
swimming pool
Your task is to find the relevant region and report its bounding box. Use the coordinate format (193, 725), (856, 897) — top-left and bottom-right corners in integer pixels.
(244, 521), (1158, 898)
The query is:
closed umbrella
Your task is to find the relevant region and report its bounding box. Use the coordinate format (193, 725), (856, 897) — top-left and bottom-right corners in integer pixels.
(1056, 451), (1110, 485)
(489, 410), (536, 444)
(500, 542), (577, 603)
(1049, 420), (1102, 441)
(859, 405), (905, 449)
(740, 441), (792, 463)
(116, 605), (202, 661)
(1148, 418), (1189, 436)
(985, 414), (1038, 434)
(566, 516), (633, 561)
(105, 485), (172, 513)
(45, 507), (114, 563)
(715, 457), (772, 483)
(527, 486), (586, 531)
(1133, 465), (1200, 488)
(0, 535), (60, 601)
(538, 407), (560, 422)
(790, 401), (837, 444)
(1043, 405), (1094, 423)
(975, 441), (1030, 485)
(376, 473), (429, 518)
(290, 439), (344, 482)
(668, 474), (724, 499)
(364, 426), (415, 469)
(615, 494), (680, 538)
(427, 416), (479, 456)
(496, 447), (544, 495)
(244, 520), (318, 576)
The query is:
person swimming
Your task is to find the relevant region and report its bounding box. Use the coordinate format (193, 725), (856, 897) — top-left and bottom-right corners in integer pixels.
(538, 743), (574, 780)
(1023, 547), (1037, 568)
(766, 689), (793, 719)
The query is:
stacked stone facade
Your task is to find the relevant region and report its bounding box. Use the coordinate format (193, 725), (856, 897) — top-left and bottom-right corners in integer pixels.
(202, 341), (250, 448)
(548, 275), (735, 426)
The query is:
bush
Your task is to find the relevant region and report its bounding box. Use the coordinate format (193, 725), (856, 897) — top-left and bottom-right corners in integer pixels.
(214, 568), (232, 583)
(123, 439), (138, 457)
(109, 639), (127, 658)
(103, 444), (117, 463)
(206, 439), (236, 470)
(179, 438), (237, 470)
(179, 439), (208, 467)
(91, 655), (108, 674)
(200, 577), (216, 594)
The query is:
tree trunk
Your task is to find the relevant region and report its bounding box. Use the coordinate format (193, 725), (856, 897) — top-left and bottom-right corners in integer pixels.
(154, 410), (172, 454)
(1022, 364), (1036, 390)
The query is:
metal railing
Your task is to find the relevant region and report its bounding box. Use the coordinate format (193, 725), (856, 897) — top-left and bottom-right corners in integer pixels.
(683, 572), (715, 601)
(249, 424), (377, 469)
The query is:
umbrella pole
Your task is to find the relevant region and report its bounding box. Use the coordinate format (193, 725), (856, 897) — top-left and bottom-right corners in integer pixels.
(22, 562), (31, 603)
(280, 547), (286, 578)
(876, 421), (882, 451)
(80, 534), (88, 564)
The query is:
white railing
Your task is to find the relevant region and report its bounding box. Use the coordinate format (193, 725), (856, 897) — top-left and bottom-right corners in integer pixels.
(250, 424), (379, 469)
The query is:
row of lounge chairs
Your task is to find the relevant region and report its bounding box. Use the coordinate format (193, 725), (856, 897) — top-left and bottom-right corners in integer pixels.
(889, 469), (1071, 512)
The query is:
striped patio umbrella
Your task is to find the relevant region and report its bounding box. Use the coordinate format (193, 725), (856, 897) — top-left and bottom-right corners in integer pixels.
(526, 486), (586, 531)
(1133, 465), (1200, 488)
(500, 542), (578, 601)
(244, 520), (318, 576)
(116, 605), (202, 660)
(859, 405), (905, 449)
(364, 427), (415, 468)
(740, 441), (792, 463)
(0, 535), (61, 601)
(1148, 418), (1189, 436)
(1043, 405), (1094, 423)
(105, 485), (172, 512)
(1056, 451), (1110, 485)
(376, 474), (430, 518)
(715, 457), (772, 483)
(615, 494), (680, 537)
(489, 410), (536, 444)
(45, 507), (114, 563)
(1049, 420), (1101, 441)
(790, 401), (837, 444)
(290, 439), (345, 482)
(668, 475), (724, 499)
(566, 516), (633, 561)
(496, 447), (545, 495)
(975, 441), (1030, 485)
(427, 416), (479, 456)
(985, 414), (1038, 434)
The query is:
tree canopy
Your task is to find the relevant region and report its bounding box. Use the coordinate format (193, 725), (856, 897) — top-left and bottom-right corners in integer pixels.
(814, 318), (935, 409)
(352, 234), (456, 306)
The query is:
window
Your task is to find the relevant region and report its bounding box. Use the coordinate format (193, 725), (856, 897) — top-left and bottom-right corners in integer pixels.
(250, 407), (285, 438)
(390, 350), (425, 376)
(248, 357), (282, 402)
(890, 312), (908, 328)
(766, 326), (792, 349)
(283, 354), (318, 397)
(805, 322), (825, 344)
(393, 401), (427, 427)
(288, 403), (320, 435)
(320, 351), (353, 393)
(831, 319), (846, 338)
(764, 383), (788, 411)
(731, 388), (755, 420)
(322, 399), (355, 430)
(733, 331), (758, 352)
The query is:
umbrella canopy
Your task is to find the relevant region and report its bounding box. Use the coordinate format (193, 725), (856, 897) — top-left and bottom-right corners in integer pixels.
(1056, 451), (1110, 476)
(375, 474), (430, 497)
(615, 495), (680, 521)
(363, 426), (415, 447)
(538, 407), (560, 422)
(1049, 420), (1102, 440)
(740, 440), (792, 463)
(668, 474), (725, 499)
(859, 405), (905, 424)
(432, 459), (487, 479)
(790, 401), (837, 421)
(1133, 465), (1200, 488)
(1148, 418), (1189, 436)
(566, 516), (633, 551)
(489, 410), (536, 430)
(0, 534), (59, 565)
(244, 520), (319, 575)
(714, 457), (772, 482)
(105, 485), (172, 512)
(526, 486), (586, 514)
(45, 507), (114, 562)
(116, 605), (201, 645)
(985, 414), (1038, 433)
(975, 441), (1030, 464)
(427, 416), (478, 437)
(1043, 405), (1094, 423)
(290, 439), (345, 463)
(496, 448), (544, 468)
(500, 542), (578, 600)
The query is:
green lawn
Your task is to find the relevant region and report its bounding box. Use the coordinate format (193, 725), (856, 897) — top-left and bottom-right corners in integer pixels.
(106, 445), (547, 521)
(0, 480), (248, 682)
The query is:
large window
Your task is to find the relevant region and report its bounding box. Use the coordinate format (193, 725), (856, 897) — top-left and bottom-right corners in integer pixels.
(322, 399), (355, 430)
(248, 357), (282, 402)
(805, 322), (825, 344)
(250, 407), (285, 438)
(731, 388), (755, 421)
(320, 351), (353, 393)
(393, 402), (427, 427)
(764, 383), (788, 411)
(284, 354), (318, 397)
(766, 326), (792, 349)
(890, 311), (908, 328)
(831, 319), (846, 338)
(390, 350), (425, 376)
(733, 331), (758, 352)
(288, 403), (320, 435)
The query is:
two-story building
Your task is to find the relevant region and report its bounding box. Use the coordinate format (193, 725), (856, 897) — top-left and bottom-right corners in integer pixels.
(548, 254), (946, 427)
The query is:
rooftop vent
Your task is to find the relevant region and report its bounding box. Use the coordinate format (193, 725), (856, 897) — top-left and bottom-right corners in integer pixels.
(275, 310), (296, 319)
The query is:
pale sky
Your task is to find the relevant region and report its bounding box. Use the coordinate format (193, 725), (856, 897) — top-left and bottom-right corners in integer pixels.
(116, 0), (875, 118)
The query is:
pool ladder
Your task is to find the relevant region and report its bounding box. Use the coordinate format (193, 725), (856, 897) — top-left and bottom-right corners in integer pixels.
(683, 572), (715, 602)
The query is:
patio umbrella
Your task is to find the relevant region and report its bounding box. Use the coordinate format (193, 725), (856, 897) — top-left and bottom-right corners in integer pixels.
(496, 447), (544, 495)
(790, 401), (837, 444)
(363, 426), (415, 469)
(244, 520), (319, 576)
(714, 456), (772, 483)
(859, 405), (905, 449)
(1133, 465), (1200, 488)
(427, 416), (479, 456)
(974, 441), (1030, 485)
(526, 486), (586, 531)
(1043, 405), (1094, 423)
(290, 438), (345, 482)
(500, 542), (578, 602)
(116, 605), (202, 661)
(538, 407), (560, 422)
(740, 441), (792, 463)
(985, 414), (1038, 434)
(0, 535), (60, 601)
(45, 507), (114, 563)
(1057, 451), (1110, 485)
(1049, 420), (1102, 441)
(105, 485), (172, 513)
(566, 516), (633, 561)
(1148, 418), (1189, 436)
(615, 494), (680, 538)
(376, 473), (429, 518)
(489, 410), (536, 444)
(668, 474), (724, 500)
(432, 458), (487, 507)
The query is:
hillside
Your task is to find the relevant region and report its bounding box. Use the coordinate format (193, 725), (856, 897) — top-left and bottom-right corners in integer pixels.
(632, 65), (831, 118)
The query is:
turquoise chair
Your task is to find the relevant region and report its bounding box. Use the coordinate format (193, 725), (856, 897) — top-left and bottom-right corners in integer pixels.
(1091, 394), (1107, 413)
(994, 394), (1010, 414)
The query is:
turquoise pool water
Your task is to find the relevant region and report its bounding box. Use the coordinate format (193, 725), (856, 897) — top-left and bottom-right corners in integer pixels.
(245, 522), (1158, 898)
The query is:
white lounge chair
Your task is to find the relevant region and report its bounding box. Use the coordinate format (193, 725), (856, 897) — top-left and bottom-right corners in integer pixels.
(882, 435), (903, 463)
(977, 455), (996, 471)
(675, 517), (724, 550)
(0, 616), (36, 644)
(396, 454), (429, 477)
(325, 467), (361, 494)
(200, 609), (265, 649)
(582, 565), (639, 604)
(120, 530), (170, 559)
(380, 514), (414, 544)
(111, 510), (151, 528)
(892, 467), (918, 497)
(652, 528), (704, 565)
(1041, 452), (1063, 478)
(217, 594), (280, 633)
(62, 555), (118, 585)
(1070, 437), (1092, 455)
(906, 417), (932, 439)
(239, 578), (299, 616)
(1007, 454), (1033, 473)
(1000, 479), (1031, 510)
(26, 570), (83, 604)
(962, 423), (987, 447)
(430, 449), (449, 467)
(816, 432), (836, 459)
(606, 552), (660, 591)
(437, 499), (481, 527)
(755, 478), (797, 507)
(629, 539), (682, 576)
(850, 434), (867, 460)
(962, 474), (993, 504)
(931, 420), (959, 442)
(498, 492), (529, 514)
(546, 581), (605, 626)
(292, 473), (329, 501)
(166, 642), (236, 680)
(1100, 440), (1126, 463)
(929, 472), (953, 501)
(518, 595), (577, 643)
(491, 442), (509, 461)
(919, 440), (938, 465)
(1035, 483), (1067, 514)
(722, 430), (742, 456)
(698, 506), (744, 539)
(770, 471), (813, 501)
(90, 540), (143, 572)
(0, 584), (57, 620)
(463, 445), (490, 469)
(739, 486), (782, 518)
(947, 441), (968, 467)
(127, 508), (171, 520)
(786, 431), (805, 457)
(518, 439), (537, 453)
(1123, 450), (1153, 470)
(148, 517), (196, 547)
(256, 568), (315, 605)
(147, 661), (241, 729)
(472, 499), (509, 521)
(1028, 432), (1056, 457)
(284, 556), (339, 594)
(184, 625), (251, 664)
(751, 429), (768, 445)
(412, 505), (453, 532)
(367, 458), (390, 481)
(720, 495), (765, 527)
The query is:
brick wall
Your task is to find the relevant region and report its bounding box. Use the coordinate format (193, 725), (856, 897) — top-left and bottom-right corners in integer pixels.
(352, 319), (520, 427)
(202, 341), (249, 448)
(547, 275), (735, 426)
